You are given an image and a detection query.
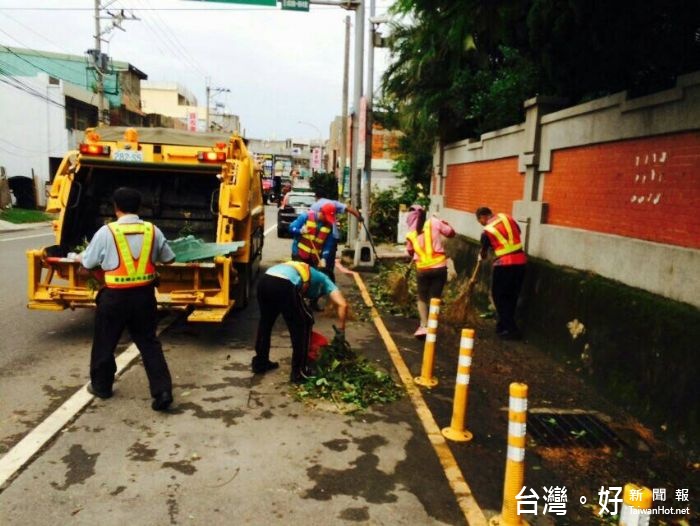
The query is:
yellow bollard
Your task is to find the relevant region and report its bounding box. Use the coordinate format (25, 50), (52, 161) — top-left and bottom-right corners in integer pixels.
(490, 383), (529, 526)
(442, 328), (475, 442)
(619, 483), (652, 526)
(414, 298), (441, 387)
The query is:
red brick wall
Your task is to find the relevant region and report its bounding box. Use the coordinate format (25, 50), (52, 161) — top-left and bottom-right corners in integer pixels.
(543, 131), (700, 249)
(444, 157), (522, 213)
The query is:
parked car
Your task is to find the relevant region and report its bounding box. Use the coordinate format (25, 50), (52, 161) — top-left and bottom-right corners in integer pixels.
(277, 191), (317, 238)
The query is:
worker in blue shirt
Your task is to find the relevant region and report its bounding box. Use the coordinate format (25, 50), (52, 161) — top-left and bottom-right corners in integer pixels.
(77, 187), (175, 411)
(288, 203), (336, 268)
(310, 195), (362, 282)
(252, 260), (348, 383)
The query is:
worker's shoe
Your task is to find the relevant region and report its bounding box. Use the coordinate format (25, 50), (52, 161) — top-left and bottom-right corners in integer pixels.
(87, 383), (113, 399)
(251, 356), (280, 374)
(151, 391), (173, 412)
(290, 366), (314, 385)
(413, 326), (427, 338)
(497, 329), (522, 341)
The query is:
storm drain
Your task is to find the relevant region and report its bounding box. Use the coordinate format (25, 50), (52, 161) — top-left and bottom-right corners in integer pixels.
(527, 411), (625, 449)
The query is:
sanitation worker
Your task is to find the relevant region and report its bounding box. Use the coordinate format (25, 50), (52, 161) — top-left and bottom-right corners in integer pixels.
(476, 206), (527, 340)
(310, 194), (362, 283)
(288, 202), (336, 269)
(252, 260), (348, 383)
(77, 187), (175, 411)
(405, 204), (456, 338)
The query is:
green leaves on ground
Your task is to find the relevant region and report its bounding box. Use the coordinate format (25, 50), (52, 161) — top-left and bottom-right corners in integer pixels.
(295, 330), (403, 412)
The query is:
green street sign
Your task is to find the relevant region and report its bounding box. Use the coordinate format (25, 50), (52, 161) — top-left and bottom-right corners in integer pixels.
(281, 0), (310, 11)
(192, 0), (277, 6)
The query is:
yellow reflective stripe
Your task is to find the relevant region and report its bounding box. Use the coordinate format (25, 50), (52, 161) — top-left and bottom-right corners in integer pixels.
(109, 223), (137, 276)
(136, 223), (154, 276)
(105, 273), (156, 285)
(408, 221), (446, 269)
(284, 261), (311, 285)
(485, 214), (522, 256)
(107, 222), (155, 281)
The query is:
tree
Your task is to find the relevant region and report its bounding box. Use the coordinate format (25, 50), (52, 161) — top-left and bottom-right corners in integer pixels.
(380, 0), (700, 191)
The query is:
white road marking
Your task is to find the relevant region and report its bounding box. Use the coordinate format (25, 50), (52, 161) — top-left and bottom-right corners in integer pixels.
(0, 318), (171, 489)
(264, 224), (278, 236)
(0, 232), (54, 242)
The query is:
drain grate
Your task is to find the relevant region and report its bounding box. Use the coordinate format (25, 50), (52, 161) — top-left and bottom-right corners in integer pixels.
(528, 411), (625, 449)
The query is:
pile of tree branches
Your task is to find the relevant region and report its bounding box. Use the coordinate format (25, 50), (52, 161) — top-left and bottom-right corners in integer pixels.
(295, 329), (403, 412)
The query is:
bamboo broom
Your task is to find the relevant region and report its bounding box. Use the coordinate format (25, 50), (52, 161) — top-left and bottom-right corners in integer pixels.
(444, 258), (481, 326)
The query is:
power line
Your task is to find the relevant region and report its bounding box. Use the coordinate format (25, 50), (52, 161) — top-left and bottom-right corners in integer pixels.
(0, 6), (281, 11)
(132, 0), (208, 79)
(0, 27), (88, 79)
(0, 72), (66, 109)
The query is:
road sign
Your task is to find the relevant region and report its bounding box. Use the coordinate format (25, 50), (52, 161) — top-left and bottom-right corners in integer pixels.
(311, 147), (321, 170)
(281, 0), (310, 11)
(193, 0), (277, 6)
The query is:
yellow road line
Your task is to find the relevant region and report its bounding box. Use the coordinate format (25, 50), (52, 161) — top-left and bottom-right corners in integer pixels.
(340, 262), (487, 526)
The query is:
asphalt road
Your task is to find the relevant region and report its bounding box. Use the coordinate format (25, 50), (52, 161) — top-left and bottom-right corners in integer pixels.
(0, 206), (469, 525)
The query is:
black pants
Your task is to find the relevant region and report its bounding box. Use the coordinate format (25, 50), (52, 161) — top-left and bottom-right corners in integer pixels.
(255, 275), (313, 376)
(492, 264), (526, 334)
(417, 266), (448, 303)
(90, 285), (172, 397)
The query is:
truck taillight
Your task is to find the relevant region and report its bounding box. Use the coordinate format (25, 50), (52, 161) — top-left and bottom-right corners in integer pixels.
(79, 144), (111, 156)
(198, 151), (227, 163)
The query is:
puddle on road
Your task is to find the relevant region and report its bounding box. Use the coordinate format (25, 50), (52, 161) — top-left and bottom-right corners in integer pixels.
(50, 444), (99, 490)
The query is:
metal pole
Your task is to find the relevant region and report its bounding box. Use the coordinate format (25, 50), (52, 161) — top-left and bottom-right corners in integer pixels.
(348, 0), (364, 246)
(94, 0), (105, 125)
(205, 80), (210, 132)
(339, 15), (350, 188)
(361, 0), (375, 242)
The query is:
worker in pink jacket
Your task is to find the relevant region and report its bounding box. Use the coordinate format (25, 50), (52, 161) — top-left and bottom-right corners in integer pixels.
(405, 204), (456, 337)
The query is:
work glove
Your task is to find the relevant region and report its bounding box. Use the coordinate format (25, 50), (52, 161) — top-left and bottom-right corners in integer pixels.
(357, 214), (364, 223)
(318, 259), (327, 269)
(300, 225), (308, 235)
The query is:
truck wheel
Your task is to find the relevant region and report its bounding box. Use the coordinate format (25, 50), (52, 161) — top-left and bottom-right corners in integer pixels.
(232, 263), (251, 310)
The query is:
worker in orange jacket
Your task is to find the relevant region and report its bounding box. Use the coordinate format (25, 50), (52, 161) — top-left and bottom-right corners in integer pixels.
(476, 206), (527, 340)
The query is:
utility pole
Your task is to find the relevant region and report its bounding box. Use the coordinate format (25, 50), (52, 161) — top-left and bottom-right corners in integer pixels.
(348, 0), (364, 246)
(360, 0), (376, 242)
(93, 0), (105, 125)
(205, 79), (230, 132)
(339, 15), (350, 189)
(91, 1), (138, 126)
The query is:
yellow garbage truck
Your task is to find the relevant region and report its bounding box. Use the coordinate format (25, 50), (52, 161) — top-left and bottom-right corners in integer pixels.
(26, 127), (265, 322)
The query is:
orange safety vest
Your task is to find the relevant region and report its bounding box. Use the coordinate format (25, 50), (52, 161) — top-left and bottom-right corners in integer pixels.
(104, 222), (157, 288)
(406, 219), (447, 270)
(483, 213), (525, 261)
(297, 210), (331, 265)
(284, 260), (311, 293)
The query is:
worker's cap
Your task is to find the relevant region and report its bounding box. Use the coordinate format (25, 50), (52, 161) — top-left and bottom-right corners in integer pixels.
(320, 202), (336, 224)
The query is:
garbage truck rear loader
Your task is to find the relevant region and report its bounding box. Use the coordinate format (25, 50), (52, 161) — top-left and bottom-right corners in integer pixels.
(26, 127), (264, 322)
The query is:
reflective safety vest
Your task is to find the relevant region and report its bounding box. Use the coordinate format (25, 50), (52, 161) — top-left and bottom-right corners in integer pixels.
(284, 260), (311, 293)
(483, 213), (524, 257)
(104, 222), (157, 288)
(297, 210), (331, 265)
(406, 219), (447, 270)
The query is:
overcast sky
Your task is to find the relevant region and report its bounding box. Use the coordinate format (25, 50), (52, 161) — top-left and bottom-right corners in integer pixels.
(0, 0), (393, 141)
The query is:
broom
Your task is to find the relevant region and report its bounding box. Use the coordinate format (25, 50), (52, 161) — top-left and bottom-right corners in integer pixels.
(386, 263), (413, 304)
(444, 257), (481, 326)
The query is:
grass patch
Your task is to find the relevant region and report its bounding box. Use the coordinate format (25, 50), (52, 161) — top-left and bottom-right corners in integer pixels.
(0, 208), (54, 224)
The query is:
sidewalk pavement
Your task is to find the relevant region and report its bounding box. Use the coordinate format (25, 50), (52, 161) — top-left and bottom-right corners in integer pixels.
(0, 219), (52, 233)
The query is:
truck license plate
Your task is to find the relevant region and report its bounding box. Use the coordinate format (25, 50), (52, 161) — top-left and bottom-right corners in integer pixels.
(114, 150), (144, 162)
